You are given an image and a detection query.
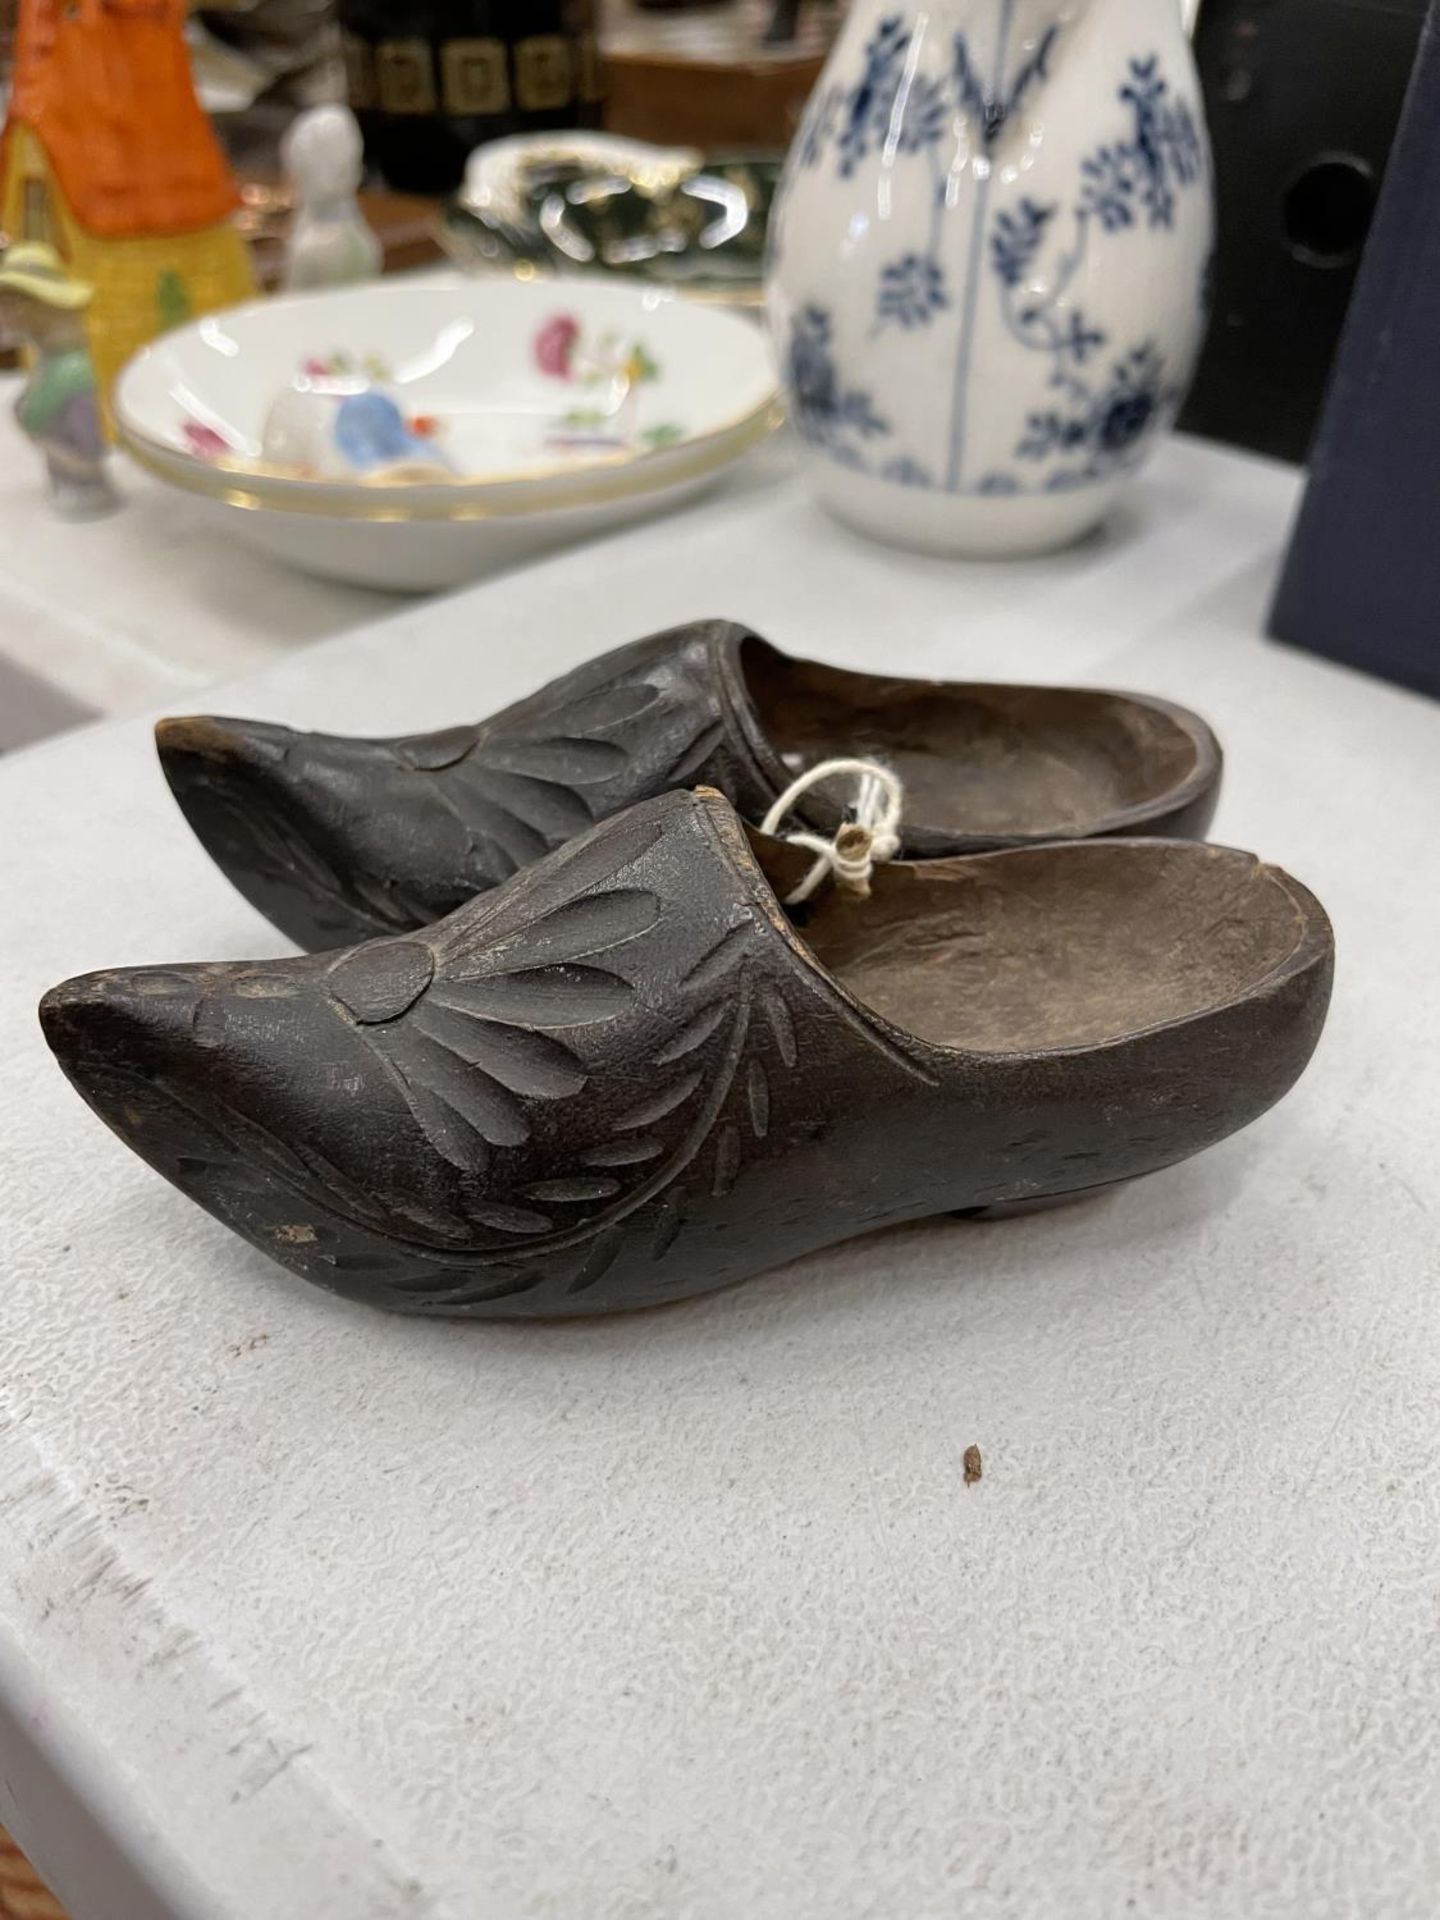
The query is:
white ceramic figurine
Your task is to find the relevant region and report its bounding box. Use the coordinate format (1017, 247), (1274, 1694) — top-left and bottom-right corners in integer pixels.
(280, 105), (382, 293)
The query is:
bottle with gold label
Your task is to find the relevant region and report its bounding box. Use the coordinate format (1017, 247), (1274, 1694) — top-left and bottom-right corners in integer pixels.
(339, 0), (603, 195)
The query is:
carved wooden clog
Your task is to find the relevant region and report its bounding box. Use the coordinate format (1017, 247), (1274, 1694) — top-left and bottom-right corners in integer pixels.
(40, 790), (1331, 1320)
(154, 620), (1222, 951)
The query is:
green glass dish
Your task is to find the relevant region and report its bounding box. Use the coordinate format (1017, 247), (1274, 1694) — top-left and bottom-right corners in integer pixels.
(441, 137), (782, 306)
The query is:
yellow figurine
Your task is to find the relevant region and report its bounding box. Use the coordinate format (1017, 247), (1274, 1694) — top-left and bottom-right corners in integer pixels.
(0, 0), (256, 430)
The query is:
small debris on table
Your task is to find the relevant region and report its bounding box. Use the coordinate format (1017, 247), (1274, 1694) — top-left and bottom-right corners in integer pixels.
(963, 1444), (983, 1486)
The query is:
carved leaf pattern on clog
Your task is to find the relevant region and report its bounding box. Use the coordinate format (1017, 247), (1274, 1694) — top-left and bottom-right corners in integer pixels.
(385, 939), (791, 1311)
(204, 638), (731, 944)
(389, 659), (727, 897)
(230, 785), (808, 1310)
(326, 813), (665, 1186)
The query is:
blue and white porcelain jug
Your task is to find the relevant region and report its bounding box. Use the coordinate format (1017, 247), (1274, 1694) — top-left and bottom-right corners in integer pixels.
(767, 0), (1213, 557)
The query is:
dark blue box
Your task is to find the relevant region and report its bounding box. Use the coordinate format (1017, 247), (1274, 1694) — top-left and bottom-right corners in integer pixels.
(1269, 1), (1440, 699)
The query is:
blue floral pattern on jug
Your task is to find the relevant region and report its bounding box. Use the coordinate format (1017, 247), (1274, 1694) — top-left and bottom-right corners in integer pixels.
(779, 11), (1208, 501)
(787, 305), (890, 464)
(876, 254), (950, 331)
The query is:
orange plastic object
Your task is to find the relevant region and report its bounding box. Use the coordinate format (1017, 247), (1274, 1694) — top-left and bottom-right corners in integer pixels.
(4, 0), (241, 238)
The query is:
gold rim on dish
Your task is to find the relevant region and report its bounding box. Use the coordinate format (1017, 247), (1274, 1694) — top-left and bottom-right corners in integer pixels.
(119, 398), (784, 522)
(119, 382), (779, 498)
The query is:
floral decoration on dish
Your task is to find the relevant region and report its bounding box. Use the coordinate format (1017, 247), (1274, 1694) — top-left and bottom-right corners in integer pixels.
(534, 313), (686, 453)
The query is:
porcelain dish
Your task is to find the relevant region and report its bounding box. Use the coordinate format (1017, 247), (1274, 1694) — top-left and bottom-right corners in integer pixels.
(113, 276), (779, 590)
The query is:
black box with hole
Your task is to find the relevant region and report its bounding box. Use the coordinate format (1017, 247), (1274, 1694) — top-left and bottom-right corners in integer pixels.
(1180, 0), (1429, 463)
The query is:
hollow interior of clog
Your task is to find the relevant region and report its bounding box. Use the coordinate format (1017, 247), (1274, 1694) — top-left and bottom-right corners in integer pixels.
(741, 638), (1201, 836)
(759, 839), (1313, 1053)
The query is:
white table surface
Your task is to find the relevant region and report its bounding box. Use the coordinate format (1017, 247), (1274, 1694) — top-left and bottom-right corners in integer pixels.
(0, 370), (393, 717)
(3, 434), (1439, 1920)
(0, 369), (800, 720)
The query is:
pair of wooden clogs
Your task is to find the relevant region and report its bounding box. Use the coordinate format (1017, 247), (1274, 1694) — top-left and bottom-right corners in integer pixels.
(40, 621), (1333, 1318)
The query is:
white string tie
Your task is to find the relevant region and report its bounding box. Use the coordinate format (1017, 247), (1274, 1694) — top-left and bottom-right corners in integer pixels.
(759, 757), (905, 905)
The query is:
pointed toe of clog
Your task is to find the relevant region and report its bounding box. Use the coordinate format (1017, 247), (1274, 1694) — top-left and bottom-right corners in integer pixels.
(154, 715), (300, 828)
(156, 715), (435, 951)
(40, 962), (198, 1069)
(40, 961), (220, 1181)
(37, 946), (418, 1307)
